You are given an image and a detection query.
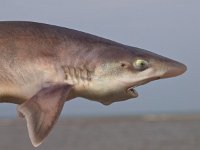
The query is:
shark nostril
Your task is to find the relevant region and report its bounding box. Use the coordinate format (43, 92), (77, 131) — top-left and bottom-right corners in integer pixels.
(121, 63), (126, 67)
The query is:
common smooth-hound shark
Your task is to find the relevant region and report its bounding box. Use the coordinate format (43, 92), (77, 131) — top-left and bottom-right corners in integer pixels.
(0, 21), (187, 146)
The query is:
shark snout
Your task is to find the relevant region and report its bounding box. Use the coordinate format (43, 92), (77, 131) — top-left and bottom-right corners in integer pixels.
(161, 60), (187, 78)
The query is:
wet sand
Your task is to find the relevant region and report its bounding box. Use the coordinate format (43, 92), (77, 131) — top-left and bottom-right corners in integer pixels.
(0, 115), (200, 150)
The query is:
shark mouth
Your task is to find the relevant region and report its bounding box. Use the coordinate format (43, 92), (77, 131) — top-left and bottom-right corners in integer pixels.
(126, 77), (160, 97)
(127, 86), (139, 97)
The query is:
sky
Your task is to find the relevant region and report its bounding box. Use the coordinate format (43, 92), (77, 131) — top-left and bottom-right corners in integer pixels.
(0, 0), (199, 117)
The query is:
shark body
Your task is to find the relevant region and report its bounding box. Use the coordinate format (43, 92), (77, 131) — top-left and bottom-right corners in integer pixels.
(0, 21), (186, 146)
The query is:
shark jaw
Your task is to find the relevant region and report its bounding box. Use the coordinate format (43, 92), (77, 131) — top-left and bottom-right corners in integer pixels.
(127, 86), (139, 97)
(126, 77), (161, 98)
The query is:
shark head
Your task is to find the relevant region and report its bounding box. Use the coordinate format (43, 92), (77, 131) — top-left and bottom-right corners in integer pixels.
(80, 45), (187, 105)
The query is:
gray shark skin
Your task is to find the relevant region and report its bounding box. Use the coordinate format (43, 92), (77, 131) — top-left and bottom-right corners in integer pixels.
(0, 21), (186, 147)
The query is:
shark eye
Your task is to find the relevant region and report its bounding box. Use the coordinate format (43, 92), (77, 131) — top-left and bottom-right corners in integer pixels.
(134, 59), (149, 71)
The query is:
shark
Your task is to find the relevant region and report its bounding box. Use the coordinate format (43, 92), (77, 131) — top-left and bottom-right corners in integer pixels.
(0, 21), (186, 147)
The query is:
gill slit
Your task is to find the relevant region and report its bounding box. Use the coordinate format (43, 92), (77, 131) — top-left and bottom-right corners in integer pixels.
(62, 66), (92, 88)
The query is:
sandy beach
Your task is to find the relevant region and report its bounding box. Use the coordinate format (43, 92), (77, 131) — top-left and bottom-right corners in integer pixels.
(0, 115), (200, 150)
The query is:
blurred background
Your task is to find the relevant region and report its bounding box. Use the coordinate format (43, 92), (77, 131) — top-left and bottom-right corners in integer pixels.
(0, 0), (199, 150)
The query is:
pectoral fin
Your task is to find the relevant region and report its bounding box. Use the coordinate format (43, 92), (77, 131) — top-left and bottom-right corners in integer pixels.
(17, 84), (72, 147)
